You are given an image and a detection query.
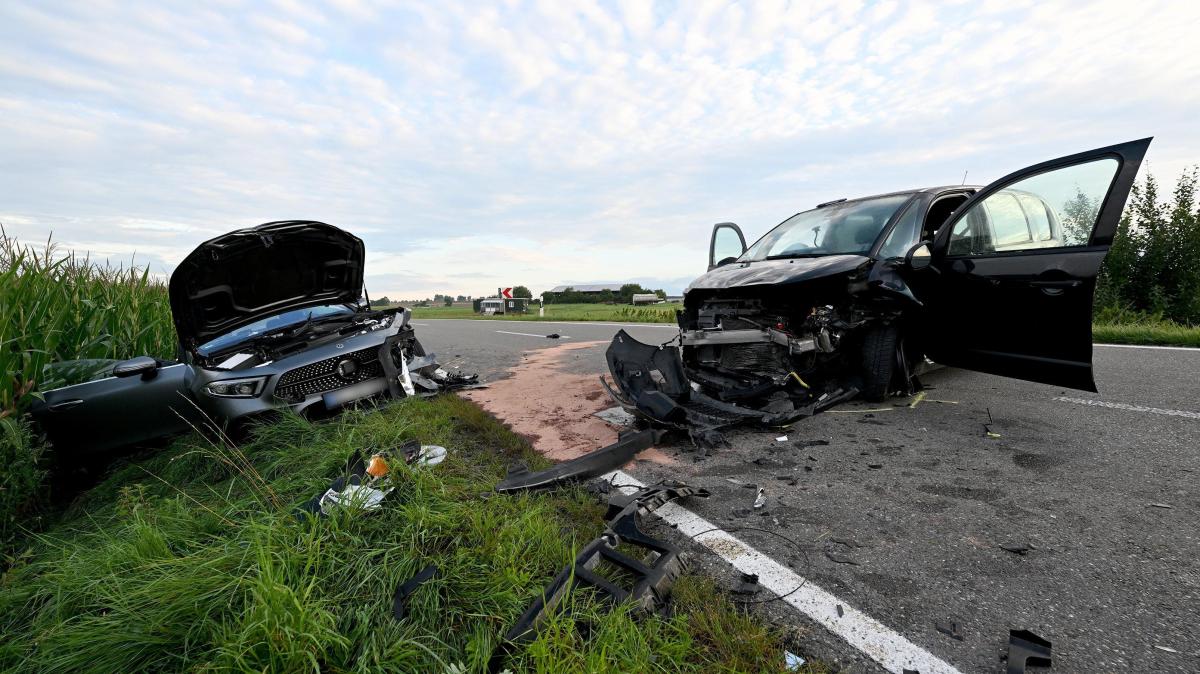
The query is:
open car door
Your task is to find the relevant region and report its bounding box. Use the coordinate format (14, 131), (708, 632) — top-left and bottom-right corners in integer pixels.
(918, 138), (1151, 391)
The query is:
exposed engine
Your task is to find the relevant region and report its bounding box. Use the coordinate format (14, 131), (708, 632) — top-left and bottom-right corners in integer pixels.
(679, 294), (865, 400)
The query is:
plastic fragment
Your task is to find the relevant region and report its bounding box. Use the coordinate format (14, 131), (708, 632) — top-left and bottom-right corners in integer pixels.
(784, 651), (806, 670)
(752, 487), (767, 509)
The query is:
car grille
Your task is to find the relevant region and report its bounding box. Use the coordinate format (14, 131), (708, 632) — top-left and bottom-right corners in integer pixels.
(274, 346), (385, 400)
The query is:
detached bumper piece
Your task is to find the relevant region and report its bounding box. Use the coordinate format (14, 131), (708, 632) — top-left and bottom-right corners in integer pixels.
(495, 428), (664, 493)
(602, 330), (854, 443)
(379, 334), (481, 400)
(491, 481), (709, 670)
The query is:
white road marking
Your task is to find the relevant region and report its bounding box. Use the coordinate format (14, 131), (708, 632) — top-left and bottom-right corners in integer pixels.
(410, 322), (429, 326)
(1095, 343), (1200, 352)
(1054, 396), (1200, 420)
(495, 330), (571, 339)
(604, 469), (964, 674)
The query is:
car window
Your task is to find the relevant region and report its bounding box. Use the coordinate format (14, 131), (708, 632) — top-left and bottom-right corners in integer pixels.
(983, 192), (1031, 248)
(742, 195), (910, 260)
(877, 202), (921, 259)
(948, 157), (1119, 255)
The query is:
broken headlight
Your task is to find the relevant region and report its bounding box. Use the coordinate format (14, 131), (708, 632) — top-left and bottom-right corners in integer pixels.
(205, 376), (269, 398)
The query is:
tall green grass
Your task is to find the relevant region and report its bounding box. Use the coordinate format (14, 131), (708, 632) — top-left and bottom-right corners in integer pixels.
(0, 227), (177, 417)
(0, 396), (806, 673)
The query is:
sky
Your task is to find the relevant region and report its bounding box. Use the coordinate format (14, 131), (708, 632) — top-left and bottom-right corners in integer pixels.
(1, 0), (1198, 298)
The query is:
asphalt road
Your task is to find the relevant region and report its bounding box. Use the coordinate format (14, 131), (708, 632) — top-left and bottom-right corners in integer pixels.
(413, 318), (1200, 673)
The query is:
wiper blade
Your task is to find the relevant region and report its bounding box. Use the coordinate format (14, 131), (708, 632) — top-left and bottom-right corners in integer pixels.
(764, 253), (822, 260)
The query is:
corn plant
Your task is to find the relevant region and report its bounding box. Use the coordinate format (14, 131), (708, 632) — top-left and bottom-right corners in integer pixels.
(0, 226), (177, 416)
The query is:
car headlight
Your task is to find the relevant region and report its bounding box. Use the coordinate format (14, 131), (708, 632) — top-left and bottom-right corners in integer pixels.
(205, 376), (269, 398)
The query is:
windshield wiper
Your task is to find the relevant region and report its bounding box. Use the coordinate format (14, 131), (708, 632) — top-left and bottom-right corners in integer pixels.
(764, 253), (824, 260)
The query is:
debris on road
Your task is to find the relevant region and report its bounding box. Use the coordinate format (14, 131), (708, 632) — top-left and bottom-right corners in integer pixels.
(775, 435), (789, 442)
(734, 572), (761, 595)
(1154, 645), (1179, 653)
(545, 333), (561, 339)
(935, 621), (964, 641)
(493, 428), (664, 493)
(1148, 503), (1173, 509)
(493, 481), (709, 666)
(1005, 629), (1052, 674)
(999, 543), (1034, 556)
(392, 563), (438, 622)
(593, 405), (637, 427)
(752, 486), (767, 509)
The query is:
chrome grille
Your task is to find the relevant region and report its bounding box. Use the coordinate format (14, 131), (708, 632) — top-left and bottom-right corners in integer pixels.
(275, 346), (384, 400)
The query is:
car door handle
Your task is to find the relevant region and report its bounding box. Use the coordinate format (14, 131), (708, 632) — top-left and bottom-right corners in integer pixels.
(1030, 279), (1082, 288)
(48, 399), (84, 411)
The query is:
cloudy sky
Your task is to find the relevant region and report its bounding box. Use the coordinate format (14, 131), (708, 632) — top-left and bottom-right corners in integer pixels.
(1, 0), (1197, 298)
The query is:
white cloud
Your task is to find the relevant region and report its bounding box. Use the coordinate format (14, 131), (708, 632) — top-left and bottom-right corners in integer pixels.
(0, 0), (1197, 298)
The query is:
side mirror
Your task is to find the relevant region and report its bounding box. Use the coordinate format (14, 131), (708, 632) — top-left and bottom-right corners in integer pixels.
(905, 242), (933, 271)
(709, 222), (747, 271)
(113, 356), (159, 380)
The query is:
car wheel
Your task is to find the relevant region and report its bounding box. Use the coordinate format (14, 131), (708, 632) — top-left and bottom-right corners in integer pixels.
(860, 324), (900, 402)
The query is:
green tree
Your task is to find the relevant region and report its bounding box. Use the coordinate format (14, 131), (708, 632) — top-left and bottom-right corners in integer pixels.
(511, 285), (532, 298)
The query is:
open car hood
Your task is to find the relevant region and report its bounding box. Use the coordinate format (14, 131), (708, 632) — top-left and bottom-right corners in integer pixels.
(685, 254), (870, 293)
(169, 221), (365, 350)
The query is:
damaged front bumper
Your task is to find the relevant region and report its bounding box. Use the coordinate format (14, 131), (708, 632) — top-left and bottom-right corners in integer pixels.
(601, 329), (855, 444)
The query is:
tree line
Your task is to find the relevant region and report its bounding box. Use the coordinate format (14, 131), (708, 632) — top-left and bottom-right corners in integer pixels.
(1096, 167), (1200, 325)
(543, 283), (666, 304)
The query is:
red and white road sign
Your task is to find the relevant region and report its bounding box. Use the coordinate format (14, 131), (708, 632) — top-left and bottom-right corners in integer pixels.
(501, 287), (513, 298)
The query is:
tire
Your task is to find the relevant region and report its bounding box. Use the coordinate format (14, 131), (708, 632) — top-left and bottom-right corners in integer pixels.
(860, 324), (900, 402)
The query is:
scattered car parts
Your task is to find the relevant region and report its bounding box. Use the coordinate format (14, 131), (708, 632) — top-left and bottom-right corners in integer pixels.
(492, 481), (709, 667)
(393, 564), (438, 622)
(494, 428), (664, 493)
(1006, 629), (1053, 674)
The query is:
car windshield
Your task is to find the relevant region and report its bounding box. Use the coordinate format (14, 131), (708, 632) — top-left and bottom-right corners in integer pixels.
(197, 304), (355, 356)
(741, 194), (912, 261)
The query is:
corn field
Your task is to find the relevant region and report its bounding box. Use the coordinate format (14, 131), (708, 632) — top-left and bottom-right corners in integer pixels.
(0, 227), (177, 417)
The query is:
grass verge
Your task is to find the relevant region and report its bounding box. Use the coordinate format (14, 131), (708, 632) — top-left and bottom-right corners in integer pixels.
(1092, 322), (1200, 347)
(411, 303), (679, 324)
(0, 395), (816, 673)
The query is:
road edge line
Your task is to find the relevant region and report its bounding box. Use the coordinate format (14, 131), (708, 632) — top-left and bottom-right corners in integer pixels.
(606, 469), (964, 674)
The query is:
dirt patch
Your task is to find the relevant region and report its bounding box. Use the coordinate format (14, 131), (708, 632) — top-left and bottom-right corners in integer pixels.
(462, 341), (674, 465)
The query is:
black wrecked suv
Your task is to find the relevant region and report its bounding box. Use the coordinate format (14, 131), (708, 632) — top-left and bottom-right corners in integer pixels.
(679, 138), (1151, 403)
(32, 220), (472, 455)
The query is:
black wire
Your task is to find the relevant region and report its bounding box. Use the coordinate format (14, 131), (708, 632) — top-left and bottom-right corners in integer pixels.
(680, 525), (812, 605)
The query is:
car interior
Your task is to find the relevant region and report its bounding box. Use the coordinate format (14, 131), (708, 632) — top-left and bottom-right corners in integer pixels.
(923, 192), (971, 241)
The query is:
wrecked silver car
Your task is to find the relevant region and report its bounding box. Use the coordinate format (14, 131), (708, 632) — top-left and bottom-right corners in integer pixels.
(31, 220), (474, 455)
(606, 139), (1151, 433)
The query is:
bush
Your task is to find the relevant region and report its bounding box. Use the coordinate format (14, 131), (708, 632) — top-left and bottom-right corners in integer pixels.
(1096, 168), (1200, 326)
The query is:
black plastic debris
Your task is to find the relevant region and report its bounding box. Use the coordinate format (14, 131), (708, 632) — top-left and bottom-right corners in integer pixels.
(392, 563), (438, 622)
(836, 604), (844, 617)
(1000, 543), (1034, 556)
(936, 621), (964, 641)
(546, 333), (561, 339)
(733, 572), (760, 595)
(494, 428), (664, 493)
(297, 449), (395, 518)
(491, 481), (709, 671)
(1005, 629), (1052, 674)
